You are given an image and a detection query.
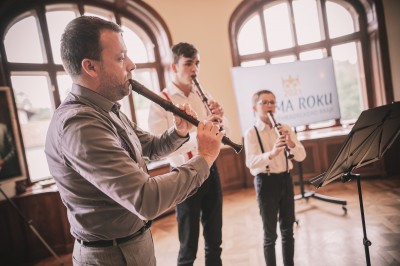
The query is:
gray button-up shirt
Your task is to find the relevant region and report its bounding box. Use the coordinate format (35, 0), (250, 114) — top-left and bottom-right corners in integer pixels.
(45, 84), (209, 241)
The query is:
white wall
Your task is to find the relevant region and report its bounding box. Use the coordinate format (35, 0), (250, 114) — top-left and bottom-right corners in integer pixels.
(144, 0), (243, 144)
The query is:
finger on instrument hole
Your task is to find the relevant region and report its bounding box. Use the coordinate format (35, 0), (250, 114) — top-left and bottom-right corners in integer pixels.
(182, 103), (191, 113)
(211, 124), (220, 134)
(190, 109), (198, 119)
(205, 120), (214, 130)
(198, 120), (206, 130)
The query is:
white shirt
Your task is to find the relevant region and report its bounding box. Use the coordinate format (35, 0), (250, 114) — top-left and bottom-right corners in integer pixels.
(148, 83), (229, 167)
(244, 118), (306, 176)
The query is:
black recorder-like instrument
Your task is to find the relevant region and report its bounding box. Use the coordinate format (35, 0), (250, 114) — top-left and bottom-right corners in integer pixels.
(129, 79), (243, 154)
(267, 111), (294, 159)
(192, 75), (223, 125)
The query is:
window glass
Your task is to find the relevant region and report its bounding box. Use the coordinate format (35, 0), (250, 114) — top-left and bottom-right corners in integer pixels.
(293, 0), (322, 45)
(46, 10), (77, 64)
(4, 16), (45, 63)
(56, 73), (73, 102)
(130, 69), (160, 131)
(84, 5), (115, 22)
(263, 3), (293, 51)
(326, 1), (355, 38)
(121, 23), (152, 63)
(299, 49), (325, 61)
(241, 59), (266, 67)
(119, 96), (133, 122)
(237, 15), (264, 55)
(331, 42), (362, 121)
(10, 75), (53, 182)
(270, 55), (296, 64)
(2, 3), (169, 183)
(231, 0), (367, 131)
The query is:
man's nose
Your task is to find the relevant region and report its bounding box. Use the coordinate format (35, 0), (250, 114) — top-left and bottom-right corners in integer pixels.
(127, 57), (136, 72)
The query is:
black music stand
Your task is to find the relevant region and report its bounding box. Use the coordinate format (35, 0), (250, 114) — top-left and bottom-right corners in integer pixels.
(309, 101), (400, 266)
(293, 133), (347, 213)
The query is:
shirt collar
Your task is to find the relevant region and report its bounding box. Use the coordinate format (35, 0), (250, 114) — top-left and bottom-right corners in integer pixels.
(70, 83), (116, 113)
(168, 83), (196, 98)
(111, 103), (121, 114)
(255, 118), (271, 132)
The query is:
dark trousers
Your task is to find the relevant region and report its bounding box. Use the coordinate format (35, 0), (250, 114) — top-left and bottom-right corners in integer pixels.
(176, 163), (223, 266)
(255, 172), (295, 266)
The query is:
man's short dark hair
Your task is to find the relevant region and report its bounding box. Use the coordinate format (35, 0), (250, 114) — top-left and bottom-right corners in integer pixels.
(61, 16), (122, 77)
(171, 42), (198, 64)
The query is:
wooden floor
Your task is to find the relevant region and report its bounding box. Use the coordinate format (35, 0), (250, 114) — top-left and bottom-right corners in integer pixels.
(35, 177), (400, 266)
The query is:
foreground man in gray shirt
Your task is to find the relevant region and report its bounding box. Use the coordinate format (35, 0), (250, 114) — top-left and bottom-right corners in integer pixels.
(45, 16), (223, 266)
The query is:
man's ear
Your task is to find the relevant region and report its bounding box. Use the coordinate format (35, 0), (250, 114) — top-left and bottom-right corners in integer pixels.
(171, 63), (177, 73)
(82, 59), (98, 77)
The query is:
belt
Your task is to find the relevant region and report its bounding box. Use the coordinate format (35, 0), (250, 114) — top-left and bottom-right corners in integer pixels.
(76, 221), (152, 247)
(257, 172), (289, 177)
(270, 172), (289, 176)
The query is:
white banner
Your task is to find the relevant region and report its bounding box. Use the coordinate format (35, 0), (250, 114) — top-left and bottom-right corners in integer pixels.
(231, 58), (340, 135)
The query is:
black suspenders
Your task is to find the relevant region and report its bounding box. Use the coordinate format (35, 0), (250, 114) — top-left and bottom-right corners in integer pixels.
(254, 126), (270, 175)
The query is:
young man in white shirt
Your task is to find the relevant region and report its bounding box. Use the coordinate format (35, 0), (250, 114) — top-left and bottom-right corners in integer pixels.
(148, 42), (228, 266)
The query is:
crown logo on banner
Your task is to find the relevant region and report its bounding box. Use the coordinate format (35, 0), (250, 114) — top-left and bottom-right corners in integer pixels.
(282, 75), (301, 97)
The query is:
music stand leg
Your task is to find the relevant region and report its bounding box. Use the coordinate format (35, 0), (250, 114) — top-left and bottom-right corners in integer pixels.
(294, 161), (347, 213)
(355, 174), (372, 266)
(0, 185), (64, 266)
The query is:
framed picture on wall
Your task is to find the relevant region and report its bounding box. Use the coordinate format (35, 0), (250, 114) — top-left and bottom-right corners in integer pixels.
(0, 86), (26, 182)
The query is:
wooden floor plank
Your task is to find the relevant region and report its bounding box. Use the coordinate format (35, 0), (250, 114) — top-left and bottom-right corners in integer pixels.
(34, 177), (400, 266)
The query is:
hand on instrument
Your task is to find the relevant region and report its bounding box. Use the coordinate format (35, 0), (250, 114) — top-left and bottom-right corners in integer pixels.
(269, 135), (287, 159)
(207, 99), (224, 125)
(197, 120), (224, 167)
(174, 103), (197, 137)
(206, 114), (223, 126)
(208, 99), (224, 117)
(276, 125), (295, 148)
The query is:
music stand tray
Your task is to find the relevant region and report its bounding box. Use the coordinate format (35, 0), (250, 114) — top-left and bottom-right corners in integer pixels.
(309, 101), (400, 266)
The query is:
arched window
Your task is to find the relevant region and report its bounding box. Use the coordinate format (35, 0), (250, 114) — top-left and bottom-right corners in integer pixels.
(229, 0), (392, 130)
(0, 0), (172, 183)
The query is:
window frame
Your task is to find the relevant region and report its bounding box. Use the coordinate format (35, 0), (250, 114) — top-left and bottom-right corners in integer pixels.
(0, 0), (172, 184)
(228, 0), (394, 130)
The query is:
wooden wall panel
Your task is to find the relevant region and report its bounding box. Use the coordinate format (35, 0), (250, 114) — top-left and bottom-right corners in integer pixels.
(292, 142), (321, 182)
(216, 148), (246, 190)
(17, 192), (73, 262)
(0, 199), (27, 265)
(325, 137), (344, 167)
